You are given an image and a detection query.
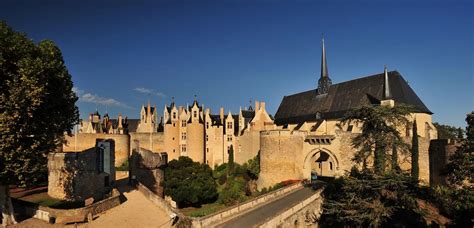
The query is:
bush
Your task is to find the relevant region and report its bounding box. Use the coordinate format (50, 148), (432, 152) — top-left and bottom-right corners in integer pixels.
(115, 160), (129, 171)
(163, 157), (218, 208)
(218, 177), (247, 206)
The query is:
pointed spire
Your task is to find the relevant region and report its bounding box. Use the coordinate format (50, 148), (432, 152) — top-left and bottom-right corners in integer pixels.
(317, 35), (332, 95)
(147, 100), (151, 115)
(321, 36), (328, 79)
(383, 65), (391, 99)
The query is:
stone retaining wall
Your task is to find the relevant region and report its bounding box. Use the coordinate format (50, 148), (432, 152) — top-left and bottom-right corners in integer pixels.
(136, 182), (183, 218)
(192, 182), (303, 228)
(13, 188), (121, 224)
(258, 188), (324, 228)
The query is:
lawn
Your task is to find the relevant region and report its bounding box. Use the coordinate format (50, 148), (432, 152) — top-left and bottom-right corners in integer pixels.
(180, 202), (227, 217)
(19, 192), (85, 209)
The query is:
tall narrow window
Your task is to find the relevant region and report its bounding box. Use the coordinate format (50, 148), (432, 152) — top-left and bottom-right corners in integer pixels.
(194, 111), (197, 118)
(329, 162), (333, 170)
(227, 122), (232, 129)
(182, 120), (186, 127)
(173, 112), (176, 119)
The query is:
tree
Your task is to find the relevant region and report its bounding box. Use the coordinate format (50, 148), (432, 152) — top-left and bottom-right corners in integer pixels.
(341, 105), (411, 174)
(228, 145), (235, 176)
(411, 119), (419, 181)
(163, 157), (218, 208)
(445, 112), (474, 186)
(0, 21), (79, 225)
(433, 122), (465, 139)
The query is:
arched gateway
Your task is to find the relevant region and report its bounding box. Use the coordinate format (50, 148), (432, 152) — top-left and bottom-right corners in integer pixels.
(303, 149), (340, 179)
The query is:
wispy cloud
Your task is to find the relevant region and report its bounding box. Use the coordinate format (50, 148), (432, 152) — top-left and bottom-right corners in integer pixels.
(73, 87), (132, 109)
(134, 87), (166, 98)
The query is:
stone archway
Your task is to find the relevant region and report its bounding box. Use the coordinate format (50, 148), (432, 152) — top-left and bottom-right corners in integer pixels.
(303, 149), (339, 179)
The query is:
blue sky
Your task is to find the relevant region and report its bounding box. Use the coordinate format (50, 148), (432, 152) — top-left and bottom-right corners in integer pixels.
(1, 0), (473, 127)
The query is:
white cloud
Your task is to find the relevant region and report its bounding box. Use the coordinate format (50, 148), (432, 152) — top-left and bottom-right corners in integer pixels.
(74, 87), (132, 109)
(134, 87), (166, 98)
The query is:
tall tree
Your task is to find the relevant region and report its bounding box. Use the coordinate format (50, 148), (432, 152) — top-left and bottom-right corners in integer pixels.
(411, 119), (419, 181)
(0, 21), (78, 225)
(228, 145), (235, 176)
(341, 105), (411, 174)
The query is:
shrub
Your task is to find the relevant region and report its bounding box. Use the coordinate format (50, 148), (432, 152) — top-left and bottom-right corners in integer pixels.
(163, 157), (218, 208)
(218, 177), (247, 206)
(115, 160), (129, 171)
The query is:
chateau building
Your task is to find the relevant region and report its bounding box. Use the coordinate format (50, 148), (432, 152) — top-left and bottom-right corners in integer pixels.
(257, 39), (437, 188)
(163, 98), (275, 168)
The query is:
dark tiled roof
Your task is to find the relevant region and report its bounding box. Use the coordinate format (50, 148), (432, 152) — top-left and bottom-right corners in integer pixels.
(242, 110), (255, 119)
(209, 115), (223, 126)
(274, 71), (432, 125)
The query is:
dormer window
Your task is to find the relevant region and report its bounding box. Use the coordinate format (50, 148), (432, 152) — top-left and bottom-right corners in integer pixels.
(206, 122), (209, 129)
(181, 120), (187, 127)
(173, 112), (176, 119)
(194, 111), (197, 118)
(227, 122), (232, 129)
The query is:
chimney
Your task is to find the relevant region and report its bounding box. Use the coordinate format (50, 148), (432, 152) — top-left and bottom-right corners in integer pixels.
(205, 108), (210, 115)
(255, 101), (260, 111)
(220, 107), (224, 123)
(260, 102), (266, 111)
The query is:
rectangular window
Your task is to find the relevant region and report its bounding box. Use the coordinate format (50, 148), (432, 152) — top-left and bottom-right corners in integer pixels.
(227, 122), (232, 129)
(206, 135), (209, 142)
(182, 132), (186, 140)
(206, 122), (209, 129)
(227, 135), (232, 142)
(181, 145), (187, 152)
(173, 112), (176, 119)
(206, 148), (209, 153)
(182, 120), (187, 127)
(194, 111), (197, 118)
(347, 125), (353, 132)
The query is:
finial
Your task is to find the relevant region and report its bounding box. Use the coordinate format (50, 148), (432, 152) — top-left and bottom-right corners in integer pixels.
(194, 94), (197, 100)
(383, 65), (391, 99)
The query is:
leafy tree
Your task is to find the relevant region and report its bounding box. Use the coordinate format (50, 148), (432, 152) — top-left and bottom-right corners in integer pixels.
(411, 119), (419, 181)
(341, 105), (412, 174)
(245, 151), (260, 179)
(0, 21), (78, 225)
(433, 122), (465, 139)
(163, 157), (218, 208)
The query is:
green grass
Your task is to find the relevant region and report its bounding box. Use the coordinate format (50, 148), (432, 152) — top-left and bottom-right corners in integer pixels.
(20, 192), (85, 209)
(181, 202), (227, 217)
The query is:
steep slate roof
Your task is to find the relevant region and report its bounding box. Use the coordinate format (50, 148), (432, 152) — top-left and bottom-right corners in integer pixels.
(274, 71), (432, 125)
(242, 110), (255, 119)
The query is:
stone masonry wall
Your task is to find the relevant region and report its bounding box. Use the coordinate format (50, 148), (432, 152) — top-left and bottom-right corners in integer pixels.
(64, 133), (129, 167)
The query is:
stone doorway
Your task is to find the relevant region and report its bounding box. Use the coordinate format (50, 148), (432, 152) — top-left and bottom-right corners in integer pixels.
(310, 151), (336, 178)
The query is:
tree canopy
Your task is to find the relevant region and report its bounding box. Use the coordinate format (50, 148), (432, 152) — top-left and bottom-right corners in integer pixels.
(433, 122), (465, 139)
(163, 156), (218, 208)
(0, 21), (79, 187)
(341, 105), (412, 174)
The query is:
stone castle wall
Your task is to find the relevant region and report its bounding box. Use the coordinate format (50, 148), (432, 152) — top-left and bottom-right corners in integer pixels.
(236, 131), (260, 164)
(258, 129), (432, 189)
(428, 139), (461, 186)
(48, 145), (115, 201)
(257, 130), (305, 189)
(64, 134), (129, 167)
(130, 132), (165, 153)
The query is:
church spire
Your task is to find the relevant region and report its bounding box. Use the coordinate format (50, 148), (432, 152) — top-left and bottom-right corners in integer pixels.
(317, 36), (332, 95)
(383, 65), (391, 99)
(321, 37), (328, 79)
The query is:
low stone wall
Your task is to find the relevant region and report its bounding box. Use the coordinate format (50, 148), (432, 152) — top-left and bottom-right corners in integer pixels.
(258, 187), (324, 228)
(136, 182), (185, 223)
(192, 182), (303, 228)
(13, 188), (121, 224)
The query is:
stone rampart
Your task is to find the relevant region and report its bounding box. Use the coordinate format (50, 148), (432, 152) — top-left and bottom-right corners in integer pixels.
(13, 188), (121, 224)
(130, 132), (165, 154)
(429, 139), (461, 186)
(257, 188), (324, 228)
(64, 133), (129, 166)
(257, 130), (306, 189)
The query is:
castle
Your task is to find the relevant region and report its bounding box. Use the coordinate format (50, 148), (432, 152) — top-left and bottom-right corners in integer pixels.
(66, 38), (436, 189)
(73, 98), (275, 169)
